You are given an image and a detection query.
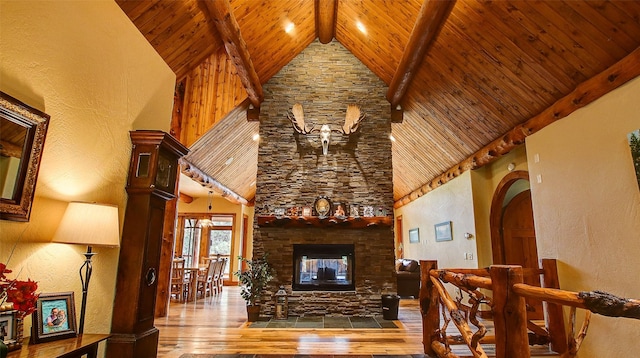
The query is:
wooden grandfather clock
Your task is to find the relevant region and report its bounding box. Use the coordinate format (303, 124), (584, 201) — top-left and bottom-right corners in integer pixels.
(107, 130), (188, 358)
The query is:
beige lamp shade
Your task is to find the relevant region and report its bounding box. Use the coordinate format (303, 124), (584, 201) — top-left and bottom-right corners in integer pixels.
(52, 202), (120, 247)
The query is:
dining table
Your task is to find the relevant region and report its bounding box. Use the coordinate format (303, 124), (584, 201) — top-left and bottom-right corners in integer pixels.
(184, 266), (206, 302)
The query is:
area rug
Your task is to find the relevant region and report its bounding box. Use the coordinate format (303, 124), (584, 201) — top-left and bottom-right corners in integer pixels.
(246, 316), (398, 329)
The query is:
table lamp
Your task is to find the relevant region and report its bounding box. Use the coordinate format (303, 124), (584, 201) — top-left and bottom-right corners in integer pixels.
(52, 202), (120, 334)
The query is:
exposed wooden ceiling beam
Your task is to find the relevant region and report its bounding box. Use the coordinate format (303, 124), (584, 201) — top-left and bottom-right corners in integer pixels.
(202, 0), (263, 108)
(315, 0), (337, 44)
(180, 159), (249, 206)
(394, 46), (640, 208)
(386, 0), (456, 107)
(179, 192), (194, 203)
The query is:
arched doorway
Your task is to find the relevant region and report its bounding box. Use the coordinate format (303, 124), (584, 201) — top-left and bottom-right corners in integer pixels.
(490, 170), (543, 320)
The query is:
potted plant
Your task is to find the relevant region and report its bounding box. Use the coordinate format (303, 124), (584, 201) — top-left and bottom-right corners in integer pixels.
(234, 255), (274, 322)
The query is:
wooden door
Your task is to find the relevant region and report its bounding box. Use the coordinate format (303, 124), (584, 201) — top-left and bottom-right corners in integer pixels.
(502, 190), (543, 320)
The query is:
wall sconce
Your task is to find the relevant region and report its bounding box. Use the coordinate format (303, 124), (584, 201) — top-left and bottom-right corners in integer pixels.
(52, 202), (120, 334)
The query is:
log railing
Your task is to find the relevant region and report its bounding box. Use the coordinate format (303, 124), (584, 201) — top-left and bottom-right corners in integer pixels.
(419, 259), (640, 358)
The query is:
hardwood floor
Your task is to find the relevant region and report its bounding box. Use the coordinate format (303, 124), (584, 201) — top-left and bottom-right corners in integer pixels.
(156, 286), (558, 357)
(156, 286), (425, 357)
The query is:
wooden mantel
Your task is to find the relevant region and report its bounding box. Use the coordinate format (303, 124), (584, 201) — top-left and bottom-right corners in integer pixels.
(257, 215), (392, 229)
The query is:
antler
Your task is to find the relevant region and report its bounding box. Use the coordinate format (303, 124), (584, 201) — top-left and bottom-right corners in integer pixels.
(342, 104), (365, 134)
(287, 103), (315, 134)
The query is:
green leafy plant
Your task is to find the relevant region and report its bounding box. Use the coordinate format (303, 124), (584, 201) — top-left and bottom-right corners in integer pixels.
(234, 255), (274, 306)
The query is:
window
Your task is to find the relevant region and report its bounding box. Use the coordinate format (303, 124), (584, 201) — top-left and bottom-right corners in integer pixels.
(175, 214), (235, 278)
(208, 215), (233, 278)
(181, 218), (200, 267)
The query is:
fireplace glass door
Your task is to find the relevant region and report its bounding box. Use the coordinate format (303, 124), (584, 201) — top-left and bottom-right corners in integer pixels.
(293, 244), (355, 291)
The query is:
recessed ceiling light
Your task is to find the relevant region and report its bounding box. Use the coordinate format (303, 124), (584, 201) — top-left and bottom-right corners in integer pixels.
(252, 133), (260, 141)
(285, 21), (295, 34)
(225, 157), (234, 165)
(356, 20), (367, 35)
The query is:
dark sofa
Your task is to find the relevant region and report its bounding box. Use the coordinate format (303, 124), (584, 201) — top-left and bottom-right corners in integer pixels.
(395, 259), (421, 298)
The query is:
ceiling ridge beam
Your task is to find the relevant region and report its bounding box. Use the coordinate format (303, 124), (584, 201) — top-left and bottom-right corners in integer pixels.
(180, 159), (249, 206)
(394, 46), (640, 209)
(386, 0), (456, 108)
(202, 0), (263, 108)
(316, 0), (337, 44)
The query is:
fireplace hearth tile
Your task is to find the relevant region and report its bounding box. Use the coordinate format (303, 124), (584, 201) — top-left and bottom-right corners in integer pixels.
(247, 316), (398, 329)
(323, 316), (351, 328)
(349, 317), (380, 328)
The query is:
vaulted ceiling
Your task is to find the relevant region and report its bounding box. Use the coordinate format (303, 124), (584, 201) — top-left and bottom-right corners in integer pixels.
(116, 0), (640, 207)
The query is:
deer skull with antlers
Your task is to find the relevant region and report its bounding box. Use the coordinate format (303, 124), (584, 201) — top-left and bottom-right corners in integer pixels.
(287, 103), (365, 155)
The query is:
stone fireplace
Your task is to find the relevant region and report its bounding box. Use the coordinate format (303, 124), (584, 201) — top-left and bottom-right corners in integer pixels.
(252, 40), (395, 316)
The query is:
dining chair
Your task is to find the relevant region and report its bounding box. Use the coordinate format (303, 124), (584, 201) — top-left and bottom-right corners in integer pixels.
(170, 259), (189, 302)
(196, 259), (217, 299)
(213, 258), (228, 295)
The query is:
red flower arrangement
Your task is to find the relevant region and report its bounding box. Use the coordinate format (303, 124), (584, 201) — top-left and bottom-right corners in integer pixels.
(0, 262), (39, 318)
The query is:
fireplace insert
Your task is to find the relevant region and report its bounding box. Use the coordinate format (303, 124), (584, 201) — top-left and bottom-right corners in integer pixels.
(292, 244), (355, 291)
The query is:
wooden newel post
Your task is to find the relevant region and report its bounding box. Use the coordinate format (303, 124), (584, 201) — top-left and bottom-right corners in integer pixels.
(541, 259), (568, 355)
(490, 265), (531, 358)
(420, 260), (439, 355)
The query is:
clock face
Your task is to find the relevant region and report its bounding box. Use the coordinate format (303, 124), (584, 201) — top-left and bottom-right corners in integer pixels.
(314, 197), (331, 217)
(156, 154), (172, 188)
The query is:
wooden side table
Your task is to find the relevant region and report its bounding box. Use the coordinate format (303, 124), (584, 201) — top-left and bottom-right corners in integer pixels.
(7, 334), (110, 358)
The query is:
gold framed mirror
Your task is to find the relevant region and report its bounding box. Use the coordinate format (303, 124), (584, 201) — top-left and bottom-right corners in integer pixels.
(0, 92), (50, 221)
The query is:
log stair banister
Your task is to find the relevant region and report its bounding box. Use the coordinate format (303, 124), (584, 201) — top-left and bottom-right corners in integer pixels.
(511, 284), (640, 320)
(430, 275), (489, 358)
(422, 260), (640, 358)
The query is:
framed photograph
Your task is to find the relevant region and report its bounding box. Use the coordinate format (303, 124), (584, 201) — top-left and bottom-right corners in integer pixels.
(0, 311), (14, 344)
(349, 204), (359, 217)
(31, 292), (77, 344)
(362, 206), (374, 217)
(435, 221), (453, 242)
(409, 228), (420, 243)
(302, 206), (311, 217)
(333, 202), (347, 217)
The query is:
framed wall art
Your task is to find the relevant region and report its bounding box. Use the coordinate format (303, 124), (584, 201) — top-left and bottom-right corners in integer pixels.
(0, 91), (50, 222)
(409, 228), (420, 243)
(628, 128), (640, 190)
(435, 221), (453, 242)
(31, 292), (77, 344)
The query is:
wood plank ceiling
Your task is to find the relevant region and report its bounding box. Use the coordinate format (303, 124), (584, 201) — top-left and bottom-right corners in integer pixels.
(116, 0), (640, 207)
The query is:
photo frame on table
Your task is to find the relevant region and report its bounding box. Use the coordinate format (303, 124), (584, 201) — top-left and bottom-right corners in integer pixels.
(31, 292), (77, 344)
(409, 228), (420, 243)
(435, 221), (453, 242)
(0, 310), (15, 344)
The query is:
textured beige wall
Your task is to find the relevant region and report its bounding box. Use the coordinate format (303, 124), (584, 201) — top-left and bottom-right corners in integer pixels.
(526, 76), (640, 357)
(0, 0), (174, 346)
(395, 171), (479, 281)
(470, 145), (529, 268)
